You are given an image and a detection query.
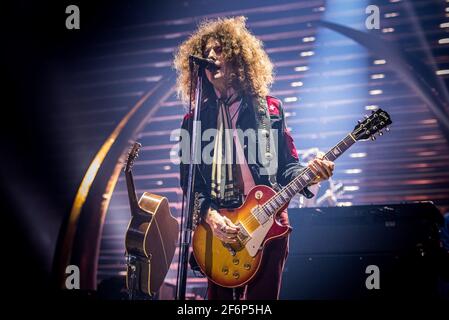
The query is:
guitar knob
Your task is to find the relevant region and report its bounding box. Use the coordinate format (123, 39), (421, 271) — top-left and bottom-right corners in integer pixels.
(233, 258), (239, 265)
(379, 131), (383, 136)
(233, 271), (240, 279)
(222, 267), (229, 275)
(244, 263), (251, 270)
(371, 136), (376, 141)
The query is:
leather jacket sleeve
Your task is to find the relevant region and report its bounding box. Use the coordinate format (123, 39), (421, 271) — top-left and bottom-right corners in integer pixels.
(270, 99), (314, 199)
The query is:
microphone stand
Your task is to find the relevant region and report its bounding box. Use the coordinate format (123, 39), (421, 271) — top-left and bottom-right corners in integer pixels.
(175, 60), (205, 300)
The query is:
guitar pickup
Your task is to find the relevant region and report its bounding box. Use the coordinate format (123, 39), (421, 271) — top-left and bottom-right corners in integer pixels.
(223, 243), (236, 256)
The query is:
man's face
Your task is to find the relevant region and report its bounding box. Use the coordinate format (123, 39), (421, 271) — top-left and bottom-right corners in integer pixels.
(203, 38), (233, 90)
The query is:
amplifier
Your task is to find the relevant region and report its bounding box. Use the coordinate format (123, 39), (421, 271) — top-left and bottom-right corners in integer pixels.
(280, 202), (446, 299)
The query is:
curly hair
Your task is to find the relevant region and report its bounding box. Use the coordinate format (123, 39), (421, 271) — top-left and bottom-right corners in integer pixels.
(173, 16), (274, 105)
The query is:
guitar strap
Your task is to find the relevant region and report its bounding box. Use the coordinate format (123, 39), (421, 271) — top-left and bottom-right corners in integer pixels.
(253, 96), (281, 192)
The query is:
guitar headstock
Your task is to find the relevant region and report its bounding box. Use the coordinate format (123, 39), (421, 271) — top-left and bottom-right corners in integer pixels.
(352, 108), (392, 141)
(124, 142), (142, 173)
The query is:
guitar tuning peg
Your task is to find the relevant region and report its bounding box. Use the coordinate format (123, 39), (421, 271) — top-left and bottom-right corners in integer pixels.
(386, 127), (390, 132)
(371, 135), (376, 141)
(358, 120), (362, 124)
(364, 115), (369, 119)
(378, 131), (383, 136)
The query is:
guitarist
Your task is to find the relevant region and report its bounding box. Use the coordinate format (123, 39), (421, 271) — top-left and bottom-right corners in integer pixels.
(174, 16), (335, 300)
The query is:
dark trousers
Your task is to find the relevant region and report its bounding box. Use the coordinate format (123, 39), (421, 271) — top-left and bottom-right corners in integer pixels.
(207, 234), (290, 300)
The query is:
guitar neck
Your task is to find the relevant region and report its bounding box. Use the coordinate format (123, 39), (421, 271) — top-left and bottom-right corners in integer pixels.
(125, 170), (140, 217)
(262, 133), (357, 215)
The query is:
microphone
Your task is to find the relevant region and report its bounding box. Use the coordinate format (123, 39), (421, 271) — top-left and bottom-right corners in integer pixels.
(189, 55), (218, 71)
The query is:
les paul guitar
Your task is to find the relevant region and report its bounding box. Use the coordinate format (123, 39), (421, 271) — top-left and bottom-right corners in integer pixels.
(124, 142), (179, 296)
(192, 109), (392, 288)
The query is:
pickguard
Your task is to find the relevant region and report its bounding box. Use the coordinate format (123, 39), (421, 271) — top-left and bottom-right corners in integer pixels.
(244, 214), (274, 257)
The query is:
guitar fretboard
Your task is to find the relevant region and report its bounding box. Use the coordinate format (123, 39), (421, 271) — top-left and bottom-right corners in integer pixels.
(253, 133), (357, 222)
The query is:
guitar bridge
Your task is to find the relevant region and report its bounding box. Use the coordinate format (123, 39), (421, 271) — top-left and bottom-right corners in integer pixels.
(221, 223), (250, 254)
(236, 223), (250, 244)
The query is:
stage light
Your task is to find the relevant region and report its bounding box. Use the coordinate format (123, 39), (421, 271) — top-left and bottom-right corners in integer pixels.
(338, 202), (353, 207)
(312, 6), (325, 12)
(163, 165), (171, 170)
(145, 76), (162, 82)
(417, 151), (437, 156)
(440, 22), (449, 28)
(369, 89), (383, 95)
(365, 105), (379, 110)
(284, 97), (298, 103)
(164, 32), (184, 39)
(302, 37), (315, 43)
(436, 69), (449, 75)
(373, 59), (386, 65)
(291, 81), (304, 87)
(418, 135), (441, 140)
(344, 169), (362, 174)
(294, 66), (309, 72)
(384, 12), (399, 18)
(300, 51), (314, 57)
(370, 74), (385, 79)
(344, 186), (359, 191)
(438, 38), (449, 44)
(382, 28), (395, 33)
(349, 153), (367, 158)
(154, 61), (172, 67)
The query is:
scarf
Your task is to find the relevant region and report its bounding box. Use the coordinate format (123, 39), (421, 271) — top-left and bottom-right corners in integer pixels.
(210, 94), (243, 207)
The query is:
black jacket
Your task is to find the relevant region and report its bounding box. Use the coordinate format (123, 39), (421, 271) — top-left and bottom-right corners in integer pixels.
(179, 95), (312, 221)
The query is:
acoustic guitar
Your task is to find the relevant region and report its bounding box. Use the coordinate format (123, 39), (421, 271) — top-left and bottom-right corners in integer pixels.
(124, 142), (179, 296)
(192, 109), (392, 288)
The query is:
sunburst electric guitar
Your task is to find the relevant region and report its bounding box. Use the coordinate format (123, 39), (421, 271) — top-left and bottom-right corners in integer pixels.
(192, 109), (392, 288)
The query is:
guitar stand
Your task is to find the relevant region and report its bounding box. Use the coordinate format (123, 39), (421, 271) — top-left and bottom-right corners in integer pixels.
(126, 254), (153, 300)
(232, 288), (238, 301)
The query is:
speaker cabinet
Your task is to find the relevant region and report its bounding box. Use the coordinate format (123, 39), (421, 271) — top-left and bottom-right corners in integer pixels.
(280, 202), (445, 299)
